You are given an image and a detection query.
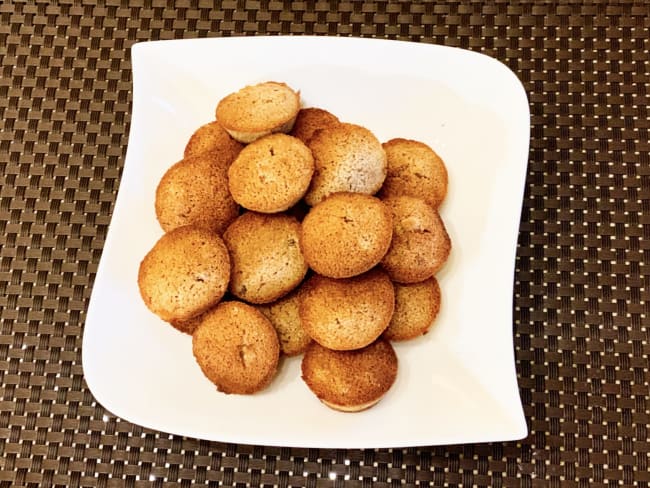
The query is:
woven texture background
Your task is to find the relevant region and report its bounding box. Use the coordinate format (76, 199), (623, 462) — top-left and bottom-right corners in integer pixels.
(1, 1), (649, 486)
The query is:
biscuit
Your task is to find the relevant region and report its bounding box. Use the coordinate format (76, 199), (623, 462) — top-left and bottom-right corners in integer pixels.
(299, 269), (395, 351)
(301, 339), (398, 412)
(138, 226), (231, 322)
(300, 192), (393, 279)
(379, 138), (448, 209)
(192, 301), (280, 394)
(223, 212), (308, 304)
(155, 151), (239, 234)
(215, 81), (300, 143)
(383, 277), (441, 341)
(380, 196), (451, 283)
(290, 107), (340, 144)
(257, 288), (312, 356)
(183, 120), (244, 160)
(304, 123), (387, 206)
(228, 134), (314, 213)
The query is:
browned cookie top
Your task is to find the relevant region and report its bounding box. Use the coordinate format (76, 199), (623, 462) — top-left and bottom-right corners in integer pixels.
(299, 268), (395, 351)
(192, 301), (280, 394)
(301, 339), (398, 412)
(138, 226), (231, 322)
(383, 277), (441, 341)
(155, 151), (239, 234)
(183, 120), (244, 160)
(305, 123), (387, 206)
(256, 287), (312, 356)
(223, 212), (308, 304)
(216, 81), (300, 143)
(300, 192), (393, 279)
(379, 138), (448, 209)
(289, 107), (340, 144)
(380, 195), (451, 283)
(228, 134), (314, 213)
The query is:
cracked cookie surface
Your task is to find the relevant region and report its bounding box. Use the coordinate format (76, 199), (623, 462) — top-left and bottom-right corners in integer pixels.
(155, 151), (240, 234)
(301, 339), (398, 412)
(224, 212), (308, 304)
(228, 133), (314, 213)
(379, 138), (448, 209)
(380, 195), (451, 283)
(300, 192), (393, 279)
(137, 225), (231, 323)
(383, 277), (441, 341)
(304, 123), (387, 206)
(192, 301), (280, 394)
(299, 268), (395, 351)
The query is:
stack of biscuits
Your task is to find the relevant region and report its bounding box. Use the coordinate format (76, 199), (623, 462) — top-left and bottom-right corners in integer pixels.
(138, 81), (451, 412)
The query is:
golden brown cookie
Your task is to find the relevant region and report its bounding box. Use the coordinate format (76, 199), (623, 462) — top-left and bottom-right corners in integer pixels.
(215, 81), (300, 143)
(304, 123), (387, 206)
(289, 107), (340, 144)
(380, 196), (451, 283)
(383, 277), (441, 341)
(223, 212), (308, 304)
(257, 288), (312, 356)
(192, 301), (280, 394)
(301, 339), (398, 412)
(299, 269), (395, 351)
(300, 192), (393, 279)
(155, 151), (239, 234)
(227, 134), (314, 213)
(183, 120), (244, 160)
(138, 226), (231, 322)
(379, 138), (448, 209)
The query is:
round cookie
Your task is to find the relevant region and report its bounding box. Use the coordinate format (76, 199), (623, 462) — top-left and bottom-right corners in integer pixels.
(192, 301), (280, 394)
(184, 120), (244, 160)
(223, 212), (308, 304)
(257, 288), (312, 356)
(299, 269), (395, 351)
(138, 226), (231, 322)
(383, 277), (441, 341)
(228, 134), (314, 213)
(215, 81), (300, 143)
(380, 196), (451, 283)
(304, 123), (387, 206)
(301, 339), (398, 412)
(290, 107), (340, 144)
(155, 151), (239, 234)
(379, 138), (448, 209)
(300, 192), (393, 279)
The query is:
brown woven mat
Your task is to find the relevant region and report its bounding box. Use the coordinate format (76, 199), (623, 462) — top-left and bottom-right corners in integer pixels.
(1, 1), (649, 486)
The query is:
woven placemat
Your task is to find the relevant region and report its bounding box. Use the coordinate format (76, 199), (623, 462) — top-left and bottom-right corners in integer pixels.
(1, 1), (649, 486)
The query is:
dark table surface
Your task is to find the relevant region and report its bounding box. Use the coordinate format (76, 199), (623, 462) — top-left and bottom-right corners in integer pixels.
(1, 1), (649, 486)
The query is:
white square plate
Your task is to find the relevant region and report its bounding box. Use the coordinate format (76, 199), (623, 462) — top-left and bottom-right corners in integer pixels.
(83, 36), (529, 448)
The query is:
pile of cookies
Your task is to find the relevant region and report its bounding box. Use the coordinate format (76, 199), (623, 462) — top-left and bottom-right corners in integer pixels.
(138, 81), (451, 412)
